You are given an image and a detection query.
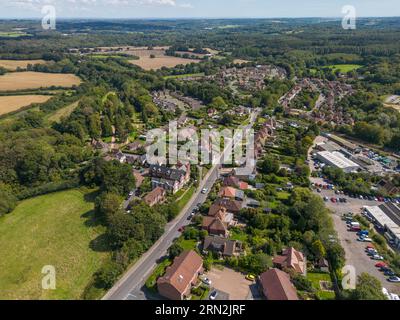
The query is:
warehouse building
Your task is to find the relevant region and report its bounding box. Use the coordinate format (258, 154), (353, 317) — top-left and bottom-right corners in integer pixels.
(316, 151), (360, 173)
(364, 203), (400, 250)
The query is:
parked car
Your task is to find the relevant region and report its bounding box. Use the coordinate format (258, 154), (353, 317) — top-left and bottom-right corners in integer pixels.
(201, 188), (208, 194)
(388, 276), (400, 283)
(372, 255), (384, 260)
(178, 226), (185, 233)
(209, 291), (218, 300)
(384, 270), (396, 277)
(202, 277), (212, 286)
(375, 262), (387, 268)
(246, 274), (256, 281)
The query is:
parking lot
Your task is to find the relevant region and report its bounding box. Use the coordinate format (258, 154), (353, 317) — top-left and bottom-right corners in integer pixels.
(205, 267), (254, 300)
(313, 188), (400, 294)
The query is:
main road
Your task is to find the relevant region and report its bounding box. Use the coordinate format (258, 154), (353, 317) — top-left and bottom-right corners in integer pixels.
(103, 110), (259, 300)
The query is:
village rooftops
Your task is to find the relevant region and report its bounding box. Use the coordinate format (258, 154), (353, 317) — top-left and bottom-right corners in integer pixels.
(149, 164), (187, 182)
(143, 187), (166, 207)
(213, 198), (243, 214)
(273, 247), (306, 274)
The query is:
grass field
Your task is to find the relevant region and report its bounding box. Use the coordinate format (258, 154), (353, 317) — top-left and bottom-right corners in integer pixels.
(0, 72), (81, 91)
(325, 64), (362, 73)
(0, 31), (29, 38)
(129, 56), (199, 70)
(47, 101), (80, 122)
(0, 189), (108, 300)
(164, 73), (205, 80)
(0, 59), (47, 71)
(0, 95), (52, 116)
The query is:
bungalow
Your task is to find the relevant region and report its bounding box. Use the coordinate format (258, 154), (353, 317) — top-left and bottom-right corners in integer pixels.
(203, 236), (242, 257)
(273, 247), (306, 275)
(144, 187), (166, 207)
(259, 269), (299, 300)
(149, 163), (190, 194)
(157, 250), (203, 300)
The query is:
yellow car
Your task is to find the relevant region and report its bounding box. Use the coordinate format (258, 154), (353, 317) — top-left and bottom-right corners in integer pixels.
(246, 274), (256, 281)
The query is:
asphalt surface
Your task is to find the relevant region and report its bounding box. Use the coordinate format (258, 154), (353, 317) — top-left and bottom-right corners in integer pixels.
(103, 111), (259, 300)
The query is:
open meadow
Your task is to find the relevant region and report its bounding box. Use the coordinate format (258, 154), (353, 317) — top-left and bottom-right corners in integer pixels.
(0, 72), (81, 91)
(129, 56), (199, 70)
(0, 59), (47, 71)
(0, 189), (108, 300)
(0, 95), (52, 116)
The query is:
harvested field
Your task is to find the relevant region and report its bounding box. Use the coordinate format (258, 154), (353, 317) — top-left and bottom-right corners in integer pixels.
(0, 95), (52, 115)
(0, 72), (81, 91)
(129, 56), (199, 70)
(0, 59), (47, 71)
(233, 59), (250, 65)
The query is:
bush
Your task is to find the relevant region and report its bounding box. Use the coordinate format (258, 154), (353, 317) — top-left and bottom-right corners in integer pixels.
(94, 260), (125, 289)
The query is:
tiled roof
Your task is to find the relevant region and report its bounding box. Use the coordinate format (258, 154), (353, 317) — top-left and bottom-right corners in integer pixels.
(259, 269), (299, 300)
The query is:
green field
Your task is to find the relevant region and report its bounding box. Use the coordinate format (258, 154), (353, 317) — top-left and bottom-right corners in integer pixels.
(164, 73), (205, 80)
(326, 64), (362, 73)
(0, 31), (30, 38)
(0, 188), (108, 300)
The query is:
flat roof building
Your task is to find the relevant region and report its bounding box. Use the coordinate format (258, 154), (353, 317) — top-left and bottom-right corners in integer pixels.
(316, 151), (360, 173)
(364, 204), (400, 250)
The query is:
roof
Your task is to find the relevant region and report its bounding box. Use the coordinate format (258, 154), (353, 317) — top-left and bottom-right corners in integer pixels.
(208, 204), (227, 218)
(157, 250), (203, 295)
(223, 176), (240, 187)
(133, 171), (145, 188)
(259, 269), (299, 300)
(202, 217), (227, 234)
(273, 247), (305, 274)
(219, 187), (237, 198)
(144, 187), (165, 205)
(214, 198), (243, 213)
(317, 151), (359, 170)
(203, 236), (238, 256)
(149, 164), (186, 182)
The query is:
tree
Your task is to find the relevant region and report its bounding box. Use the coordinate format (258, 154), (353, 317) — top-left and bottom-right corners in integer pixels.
(168, 243), (184, 258)
(94, 260), (125, 289)
(326, 243), (345, 272)
(101, 115), (113, 137)
(259, 157), (280, 175)
(88, 113), (101, 139)
(311, 240), (326, 260)
(350, 273), (387, 300)
(0, 186), (17, 216)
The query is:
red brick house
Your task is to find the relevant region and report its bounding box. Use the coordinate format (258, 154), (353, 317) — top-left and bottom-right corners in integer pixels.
(202, 217), (228, 237)
(157, 250), (203, 300)
(144, 187), (166, 207)
(259, 268), (299, 300)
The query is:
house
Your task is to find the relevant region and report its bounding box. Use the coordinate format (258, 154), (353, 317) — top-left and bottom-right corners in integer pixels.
(157, 250), (203, 300)
(222, 176), (248, 190)
(315, 258), (330, 273)
(126, 141), (144, 153)
(219, 187), (245, 201)
(273, 247), (306, 275)
(133, 169), (145, 189)
(259, 269), (299, 300)
(144, 187), (166, 207)
(213, 198), (243, 214)
(202, 217), (228, 237)
(149, 163), (190, 194)
(203, 236), (242, 257)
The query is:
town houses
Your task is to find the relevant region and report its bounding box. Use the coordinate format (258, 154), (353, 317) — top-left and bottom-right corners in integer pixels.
(149, 163), (191, 194)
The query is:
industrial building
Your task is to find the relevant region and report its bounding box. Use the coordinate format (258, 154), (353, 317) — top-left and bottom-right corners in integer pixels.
(316, 151), (360, 173)
(364, 203), (400, 250)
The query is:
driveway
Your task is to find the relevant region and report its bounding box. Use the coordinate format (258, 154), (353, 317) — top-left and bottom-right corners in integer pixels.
(205, 267), (253, 300)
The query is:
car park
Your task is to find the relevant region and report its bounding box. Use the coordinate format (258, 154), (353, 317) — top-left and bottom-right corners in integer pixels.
(202, 277), (212, 286)
(372, 255), (384, 260)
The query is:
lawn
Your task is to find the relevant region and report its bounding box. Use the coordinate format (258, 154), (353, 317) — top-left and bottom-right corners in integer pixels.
(307, 272), (336, 300)
(325, 64), (362, 73)
(0, 188), (108, 300)
(176, 238), (198, 250)
(175, 186), (196, 212)
(145, 258), (172, 292)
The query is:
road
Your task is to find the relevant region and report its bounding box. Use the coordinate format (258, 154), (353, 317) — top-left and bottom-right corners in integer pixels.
(103, 110), (259, 300)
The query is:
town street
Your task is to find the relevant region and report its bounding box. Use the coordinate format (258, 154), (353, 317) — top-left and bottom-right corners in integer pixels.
(103, 110), (259, 300)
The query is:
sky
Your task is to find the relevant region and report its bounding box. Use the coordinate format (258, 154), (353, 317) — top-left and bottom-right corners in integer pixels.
(0, 0), (399, 19)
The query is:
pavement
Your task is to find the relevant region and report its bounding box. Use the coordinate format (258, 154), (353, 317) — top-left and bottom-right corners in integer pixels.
(103, 110), (259, 300)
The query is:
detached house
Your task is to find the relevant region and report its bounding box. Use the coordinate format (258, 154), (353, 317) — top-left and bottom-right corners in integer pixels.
(149, 163), (190, 194)
(157, 250), (203, 300)
(144, 187), (166, 207)
(213, 198), (243, 214)
(273, 247), (306, 275)
(219, 186), (245, 201)
(203, 236), (242, 257)
(202, 217), (228, 237)
(259, 269), (299, 300)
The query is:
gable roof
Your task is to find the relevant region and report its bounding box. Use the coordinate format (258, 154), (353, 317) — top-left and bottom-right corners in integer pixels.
(208, 204), (227, 217)
(157, 250), (203, 295)
(214, 198), (243, 213)
(202, 217), (227, 235)
(259, 269), (299, 300)
(150, 164), (185, 182)
(273, 247), (305, 274)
